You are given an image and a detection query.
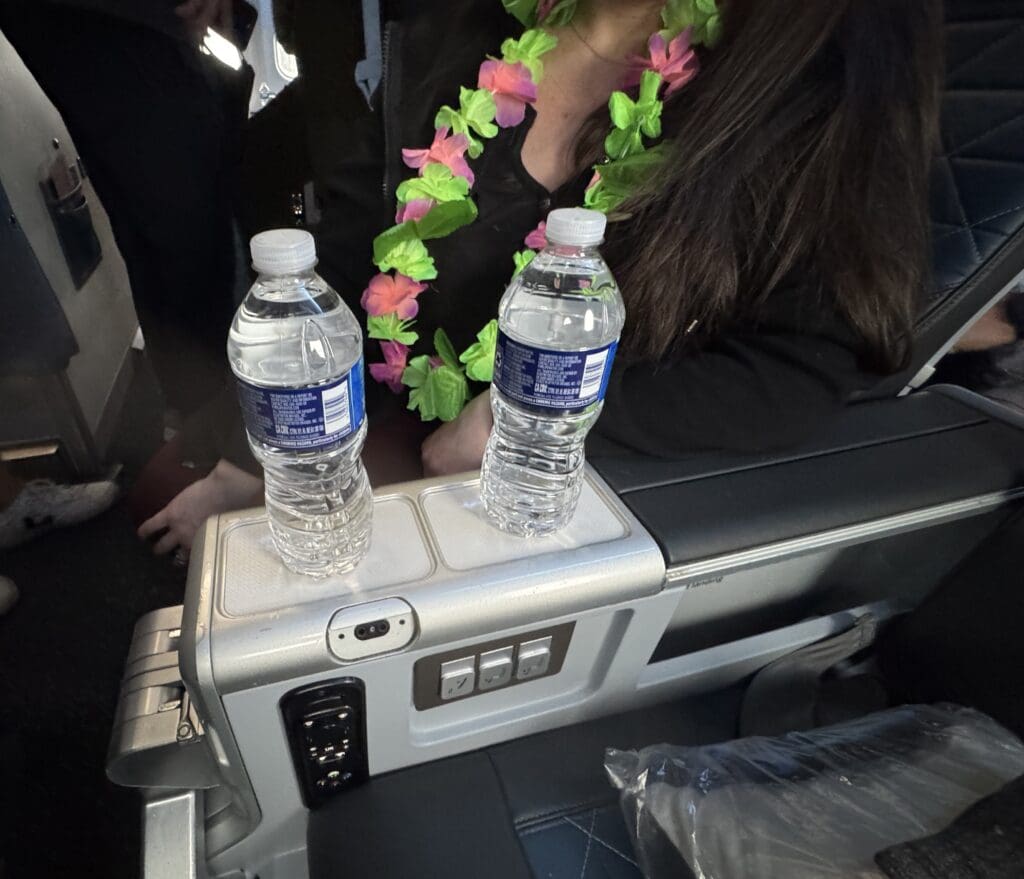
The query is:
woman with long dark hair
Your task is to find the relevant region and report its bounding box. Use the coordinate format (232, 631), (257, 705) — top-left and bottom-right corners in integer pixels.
(139, 0), (945, 555)
(331, 0), (942, 466)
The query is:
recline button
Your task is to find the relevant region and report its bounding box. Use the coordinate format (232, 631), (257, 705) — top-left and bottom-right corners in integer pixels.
(478, 647), (514, 691)
(515, 636), (552, 680)
(439, 657), (476, 700)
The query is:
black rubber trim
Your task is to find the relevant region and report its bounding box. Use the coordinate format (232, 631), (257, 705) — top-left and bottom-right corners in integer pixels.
(307, 751), (533, 879)
(591, 393), (984, 496)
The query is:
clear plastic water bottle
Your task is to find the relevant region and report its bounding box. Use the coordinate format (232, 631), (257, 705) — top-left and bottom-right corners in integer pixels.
(227, 229), (371, 577)
(481, 208), (625, 536)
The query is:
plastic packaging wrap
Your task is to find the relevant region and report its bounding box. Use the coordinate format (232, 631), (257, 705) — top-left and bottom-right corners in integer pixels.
(606, 704), (1024, 879)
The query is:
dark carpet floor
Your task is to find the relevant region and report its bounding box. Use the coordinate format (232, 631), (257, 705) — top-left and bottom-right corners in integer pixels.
(0, 354), (187, 879)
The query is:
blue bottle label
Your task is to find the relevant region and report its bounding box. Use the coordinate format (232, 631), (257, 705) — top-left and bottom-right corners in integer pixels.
(235, 357), (365, 450)
(493, 331), (618, 412)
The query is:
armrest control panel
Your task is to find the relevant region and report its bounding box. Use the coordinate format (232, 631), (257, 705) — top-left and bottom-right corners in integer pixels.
(412, 623), (575, 710)
(281, 678), (368, 808)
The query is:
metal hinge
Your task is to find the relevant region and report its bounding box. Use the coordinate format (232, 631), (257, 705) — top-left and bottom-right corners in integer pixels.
(157, 689), (205, 744)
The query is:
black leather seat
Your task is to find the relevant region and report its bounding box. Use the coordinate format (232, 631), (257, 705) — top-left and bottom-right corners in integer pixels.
(595, 388), (1024, 567)
(873, 0), (1024, 395)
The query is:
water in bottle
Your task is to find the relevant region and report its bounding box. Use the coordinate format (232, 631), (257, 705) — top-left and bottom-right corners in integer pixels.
(227, 229), (372, 577)
(481, 208), (625, 536)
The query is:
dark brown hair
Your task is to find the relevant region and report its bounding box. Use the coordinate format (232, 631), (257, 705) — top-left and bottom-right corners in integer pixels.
(592, 0), (944, 372)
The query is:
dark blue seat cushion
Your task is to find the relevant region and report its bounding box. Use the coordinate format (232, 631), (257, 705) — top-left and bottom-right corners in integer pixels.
(930, 1), (1024, 300)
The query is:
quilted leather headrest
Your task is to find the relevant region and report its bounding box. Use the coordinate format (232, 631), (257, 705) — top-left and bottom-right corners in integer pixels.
(930, 1), (1024, 300)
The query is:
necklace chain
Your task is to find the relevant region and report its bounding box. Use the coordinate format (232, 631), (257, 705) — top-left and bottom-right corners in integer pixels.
(567, 20), (634, 67)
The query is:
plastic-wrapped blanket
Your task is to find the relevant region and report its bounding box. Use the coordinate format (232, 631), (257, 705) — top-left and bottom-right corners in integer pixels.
(606, 705), (1024, 879)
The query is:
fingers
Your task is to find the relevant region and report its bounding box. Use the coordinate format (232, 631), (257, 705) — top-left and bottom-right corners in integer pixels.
(174, 0), (207, 41)
(195, 0), (234, 37)
(175, 0), (223, 42)
(152, 529), (181, 556)
(420, 430), (445, 477)
(218, 0), (234, 38)
(195, 4), (218, 36)
(174, 0), (203, 19)
(420, 448), (438, 478)
(137, 509), (169, 541)
(139, 508), (183, 556)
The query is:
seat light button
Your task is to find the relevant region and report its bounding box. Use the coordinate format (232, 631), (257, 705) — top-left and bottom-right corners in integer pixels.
(439, 657), (476, 700)
(478, 647), (514, 691)
(515, 636), (552, 681)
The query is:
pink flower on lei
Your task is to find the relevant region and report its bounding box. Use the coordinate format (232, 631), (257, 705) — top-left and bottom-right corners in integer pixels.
(402, 127), (475, 185)
(537, 0), (556, 20)
(524, 221), (547, 249)
(396, 198), (435, 224)
(627, 28), (699, 95)
(360, 272), (426, 319)
(477, 59), (537, 128)
(369, 341), (410, 393)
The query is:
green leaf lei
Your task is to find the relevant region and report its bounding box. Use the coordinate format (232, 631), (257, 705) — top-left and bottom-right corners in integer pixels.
(362, 0), (720, 421)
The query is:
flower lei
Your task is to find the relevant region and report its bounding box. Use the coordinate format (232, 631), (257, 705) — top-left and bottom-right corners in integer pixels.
(363, 0), (721, 422)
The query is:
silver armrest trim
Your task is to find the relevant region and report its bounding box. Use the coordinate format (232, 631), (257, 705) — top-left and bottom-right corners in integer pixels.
(143, 790), (204, 879)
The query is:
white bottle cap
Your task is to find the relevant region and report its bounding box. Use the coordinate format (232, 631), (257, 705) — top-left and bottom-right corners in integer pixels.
(250, 229), (318, 275)
(544, 208), (606, 247)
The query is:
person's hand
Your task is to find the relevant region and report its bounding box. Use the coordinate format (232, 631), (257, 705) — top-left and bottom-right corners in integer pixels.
(953, 300), (1017, 352)
(421, 389), (493, 478)
(175, 0), (233, 42)
(138, 459), (263, 560)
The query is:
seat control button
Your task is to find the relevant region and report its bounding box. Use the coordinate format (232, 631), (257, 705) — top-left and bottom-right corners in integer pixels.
(516, 636), (552, 681)
(439, 657), (476, 700)
(478, 647), (514, 691)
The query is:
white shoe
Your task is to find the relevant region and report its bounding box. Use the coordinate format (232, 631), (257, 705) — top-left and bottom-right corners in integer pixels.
(0, 479), (119, 550)
(0, 576), (16, 615)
